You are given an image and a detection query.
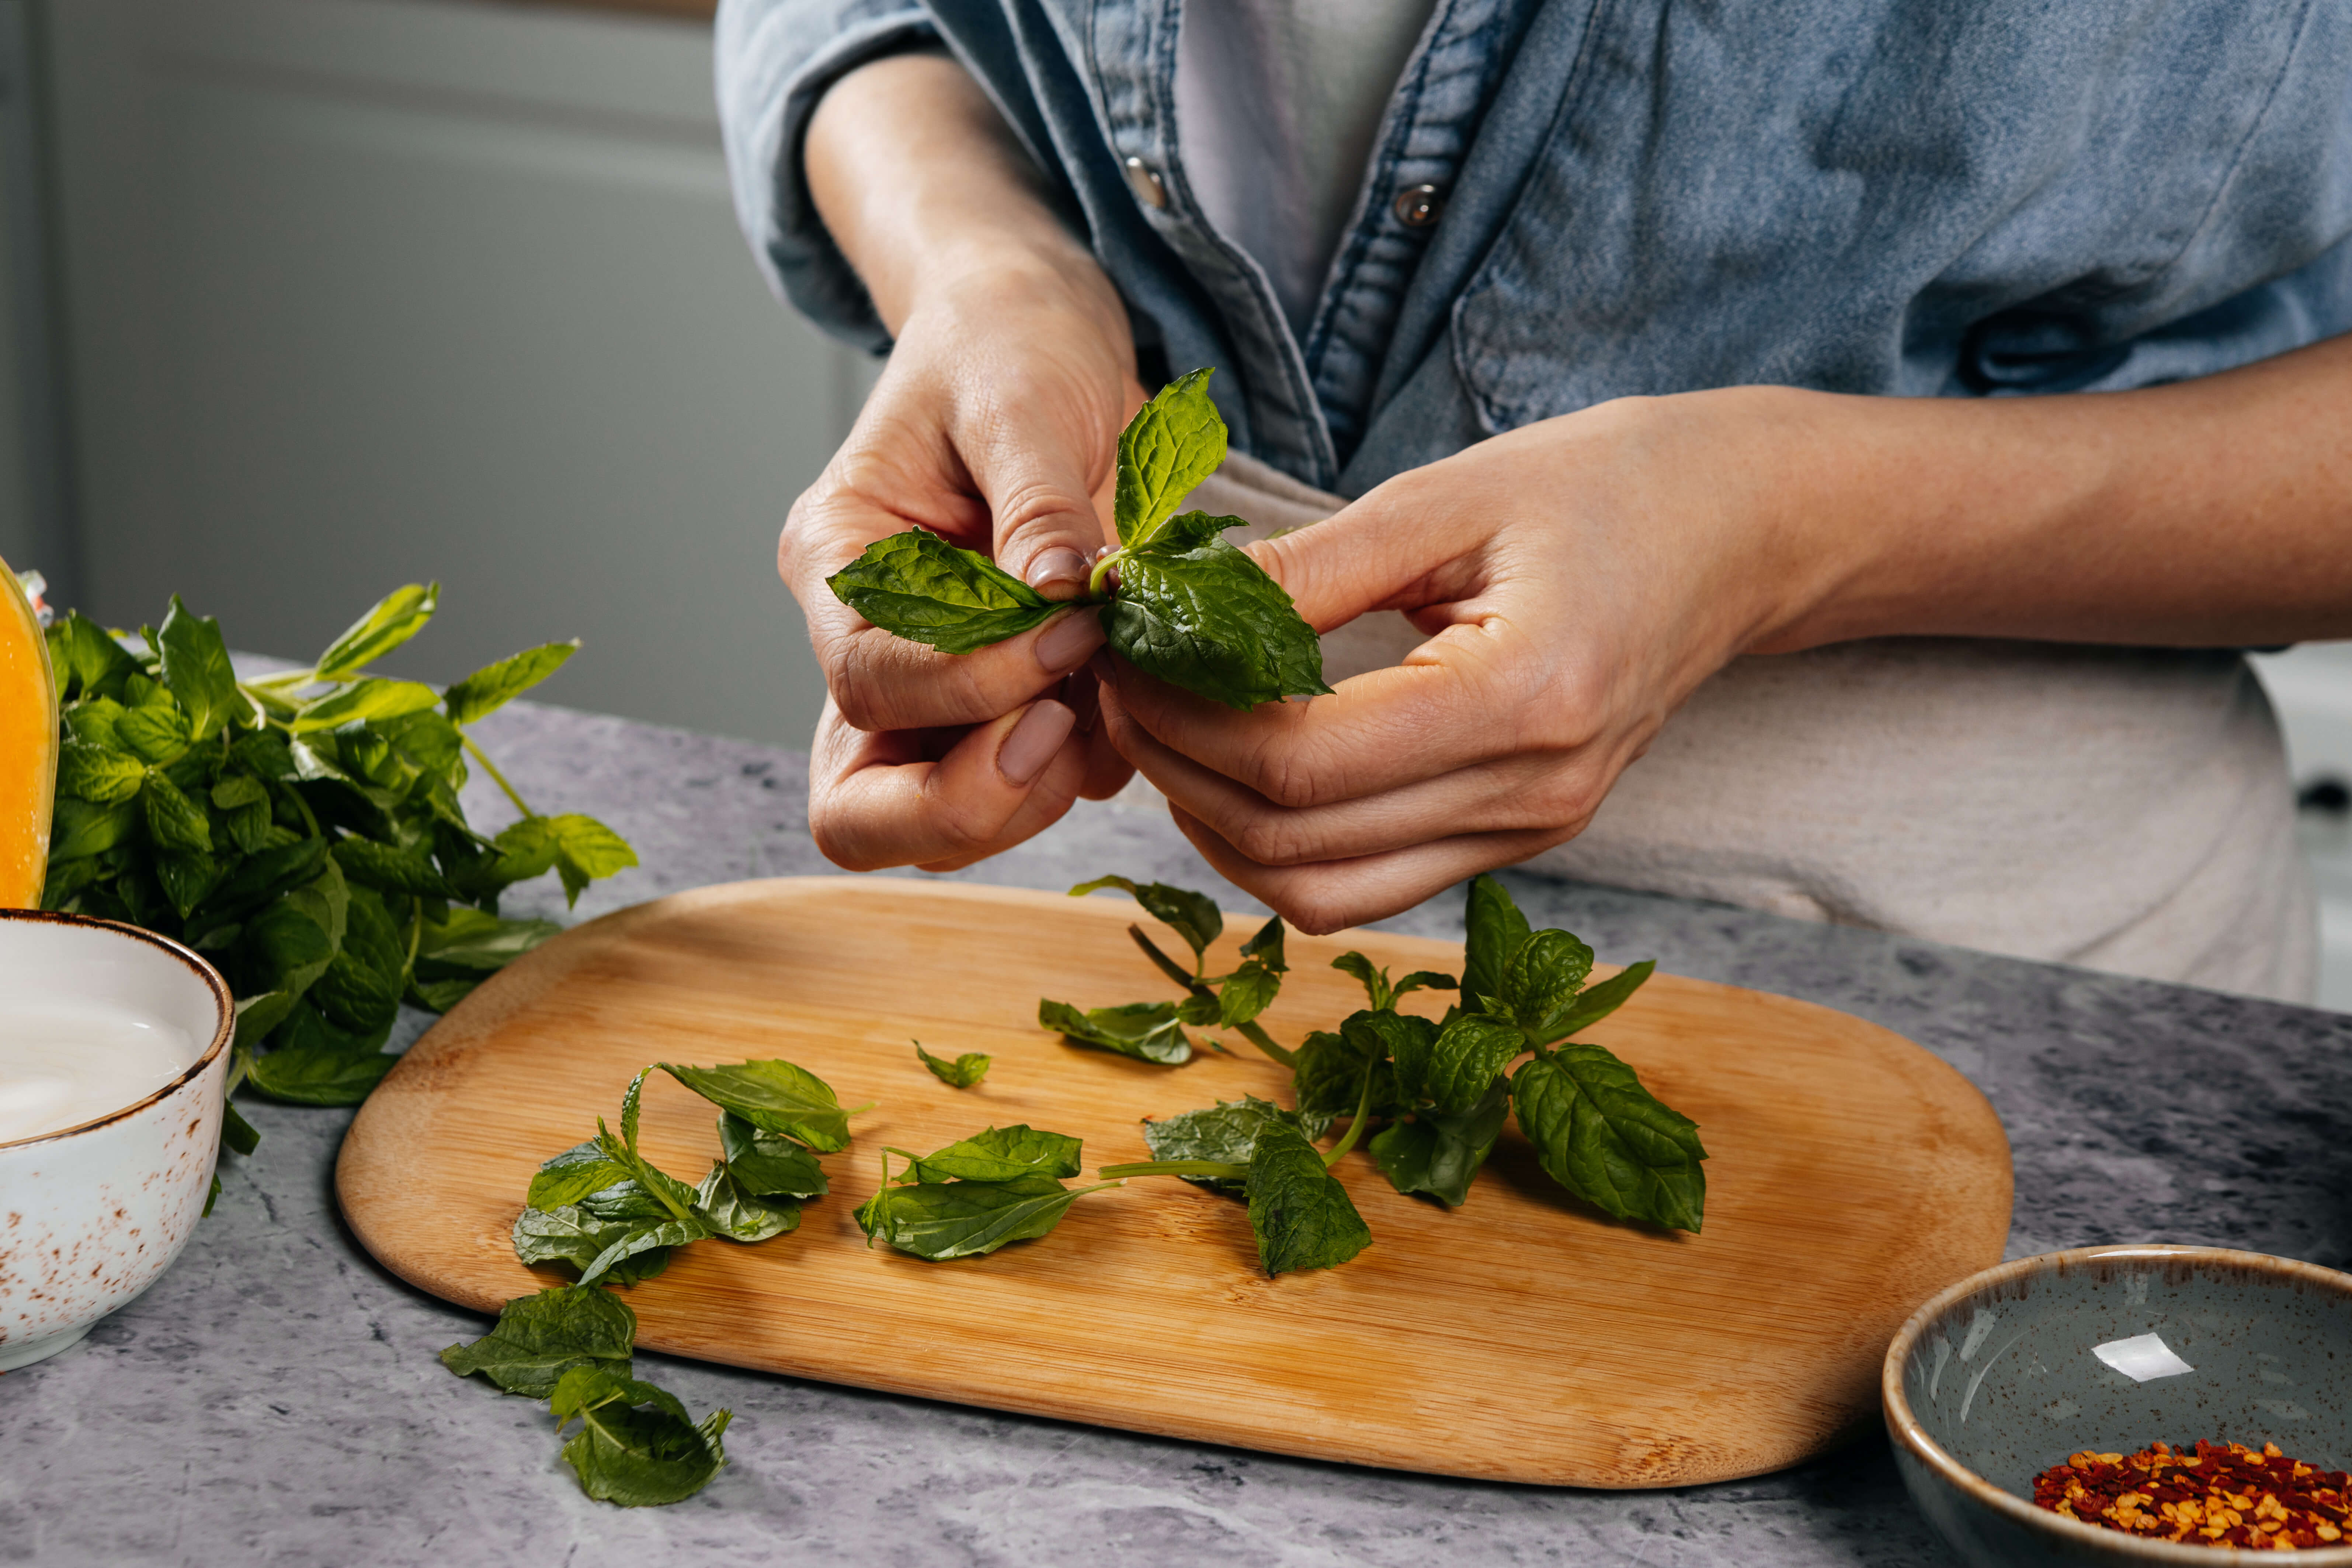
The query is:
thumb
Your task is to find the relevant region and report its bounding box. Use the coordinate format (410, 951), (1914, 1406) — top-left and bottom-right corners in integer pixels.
(1247, 480), (1485, 631)
(963, 411), (1123, 605)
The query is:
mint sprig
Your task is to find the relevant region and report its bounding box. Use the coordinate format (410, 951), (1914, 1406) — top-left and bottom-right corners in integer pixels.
(826, 369), (1331, 711)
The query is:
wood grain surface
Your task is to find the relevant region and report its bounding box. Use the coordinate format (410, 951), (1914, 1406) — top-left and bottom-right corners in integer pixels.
(337, 877), (2012, 1488)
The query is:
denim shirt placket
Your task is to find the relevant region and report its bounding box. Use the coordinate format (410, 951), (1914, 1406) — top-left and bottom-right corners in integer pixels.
(1300, 0), (1523, 470)
(1086, 0), (1339, 488)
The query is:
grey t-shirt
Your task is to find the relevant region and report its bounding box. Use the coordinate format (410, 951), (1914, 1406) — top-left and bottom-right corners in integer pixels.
(1173, 0), (1438, 340)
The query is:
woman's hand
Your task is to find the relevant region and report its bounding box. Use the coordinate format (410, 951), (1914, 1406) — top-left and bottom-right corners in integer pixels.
(784, 53), (1137, 870)
(1092, 392), (1824, 928)
(1098, 327), (2352, 932)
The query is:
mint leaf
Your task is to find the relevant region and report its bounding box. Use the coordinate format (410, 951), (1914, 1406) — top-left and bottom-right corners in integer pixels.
(894, 1125), (1082, 1183)
(578, 1213), (714, 1287)
(546, 813), (637, 907)
(1331, 952), (1393, 1011)
(244, 1026), (395, 1105)
(115, 703), (191, 765)
(157, 597), (246, 741)
(1037, 998), (1193, 1064)
(1114, 368), (1227, 547)
(290, 677), (441, 734)
(1237, 915), (1286, 972)
(1370, 1077), (1509, 1209)
(1341, 1009), (1439, 1107)
(1292, 1019), (1401, 1123)
(445, 641), (576, 725)
(1498, 928), (1595, 1041)
(139, 770), (213, 855)
(1245, 1120), (1370, 1276)
(331, 837), (456, 898)
(716, 1112), (829, 1198)
(853, 1172), (1116, 1260)
(1141, 1096), (1296, 1195)
(528, 1141), (640, 1211)
(1512, 1044), (1706, 1231)
(826, 529), (1055, 654)
(1420, 1014), (1524, 1116)
(440, 1285), (636, 1398)
(315, 583), (438, 681)
(418, 907), (560, 970)
(47, 611), (136, 700)
(550, 1365), (731, 1508)
(1543, 960), (1656, 1042)
(1216, 958), (1281, 1026)
(914, 1042), (990, 1088)
(1104, 525), (1330, 712)
(46, 797), (139, 861)
(690, 1162), (802, 1242)
(511, 1206), (675, 1286)
(656, 1059), (854, 1152)
(56, 741), (146, 805)
(1462, 873), (1531, 1011)
(1069, 875), (1223, 961)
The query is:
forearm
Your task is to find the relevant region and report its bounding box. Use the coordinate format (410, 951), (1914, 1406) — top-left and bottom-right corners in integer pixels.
(805, 53), (1126, 345)
(1746, 330), (2352, 651)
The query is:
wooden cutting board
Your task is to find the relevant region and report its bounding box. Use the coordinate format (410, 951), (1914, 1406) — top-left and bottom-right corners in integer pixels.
(337, 877), (2011, 1488)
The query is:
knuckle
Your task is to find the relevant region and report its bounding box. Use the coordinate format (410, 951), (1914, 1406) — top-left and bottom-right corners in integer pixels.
(1231, 812), (1319, 870)
(1274, 885), (1352, 938)
(1253, 743), (1342, 811)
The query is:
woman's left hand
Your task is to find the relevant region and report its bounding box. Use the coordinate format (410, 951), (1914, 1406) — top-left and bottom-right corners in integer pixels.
(1092, 389), (1839, 932)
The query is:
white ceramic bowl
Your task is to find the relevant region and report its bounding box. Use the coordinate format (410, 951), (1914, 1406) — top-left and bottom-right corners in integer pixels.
(0, 910), (232, 1371)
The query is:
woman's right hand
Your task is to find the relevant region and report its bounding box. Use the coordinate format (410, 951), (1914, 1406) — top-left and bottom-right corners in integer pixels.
(781, 53), (1137, 871)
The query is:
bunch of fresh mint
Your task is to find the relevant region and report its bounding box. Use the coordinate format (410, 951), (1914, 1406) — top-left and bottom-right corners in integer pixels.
(826, 369), (1330, 711)
(1058, 872), (1708, 1254)
(39, 587), (637, 1204)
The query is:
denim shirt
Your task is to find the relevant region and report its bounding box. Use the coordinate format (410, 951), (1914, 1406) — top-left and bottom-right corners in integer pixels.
(716, 0), (2352, 498)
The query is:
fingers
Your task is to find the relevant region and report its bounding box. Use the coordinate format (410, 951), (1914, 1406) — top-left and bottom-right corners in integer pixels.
(1102, 684), (1606, 865)
(807, 695), (1091, 872)
(1105, 613), (1605, 806)
(1166, 804), (1568, 936)
(954, 364), (1137, 598)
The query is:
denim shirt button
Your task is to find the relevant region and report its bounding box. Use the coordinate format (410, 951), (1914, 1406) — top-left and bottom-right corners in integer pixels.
(1123, 156), (1170, 209)
(1393, 183), (1445, 228)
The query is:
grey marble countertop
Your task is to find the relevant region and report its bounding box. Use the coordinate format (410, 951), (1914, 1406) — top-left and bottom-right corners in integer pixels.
(5, 701), (2348, 1567)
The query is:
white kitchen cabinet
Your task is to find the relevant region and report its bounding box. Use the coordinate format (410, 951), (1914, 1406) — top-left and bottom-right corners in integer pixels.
(42, 0), (867, 745)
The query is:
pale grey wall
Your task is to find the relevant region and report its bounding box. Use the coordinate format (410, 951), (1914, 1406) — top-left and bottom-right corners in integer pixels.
(42, 0), (866, 746)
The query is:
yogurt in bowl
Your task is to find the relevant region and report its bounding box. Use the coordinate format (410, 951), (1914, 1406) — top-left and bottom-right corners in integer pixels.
(0, 909), (233, 1371)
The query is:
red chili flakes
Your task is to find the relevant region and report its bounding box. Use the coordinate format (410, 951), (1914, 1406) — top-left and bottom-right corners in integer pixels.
(2032, 1440), (2351, 1550)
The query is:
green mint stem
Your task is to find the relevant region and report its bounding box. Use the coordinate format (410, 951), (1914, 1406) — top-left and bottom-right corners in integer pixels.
(403, 900), (423, 979)
(459, 732), (538, 819)
(1097, 1160), (1250, 1181)
(1321, 1060), (1379, 1167)
(1085, 549), (1124, 598)
(1233, 1020), (1296, 1069)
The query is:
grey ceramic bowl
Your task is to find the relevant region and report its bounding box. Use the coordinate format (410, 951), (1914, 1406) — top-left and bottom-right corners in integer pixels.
(1884, 1246), (2352, 1564)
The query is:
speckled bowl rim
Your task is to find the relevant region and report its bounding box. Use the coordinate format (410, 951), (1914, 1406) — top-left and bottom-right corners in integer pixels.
(1883, 1244), (2352, 1564)
(0, 907), (233, 1152)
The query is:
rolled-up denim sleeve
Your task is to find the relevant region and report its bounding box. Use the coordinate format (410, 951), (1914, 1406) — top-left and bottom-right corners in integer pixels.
(715, 0), (940, 351)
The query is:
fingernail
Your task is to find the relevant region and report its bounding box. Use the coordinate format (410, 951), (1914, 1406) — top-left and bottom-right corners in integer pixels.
(1025, 547), (1088, 592)
(1088, 650), (1117, 684)
(998, 699), (1076, 786)
(1034, 607), (1104, 674)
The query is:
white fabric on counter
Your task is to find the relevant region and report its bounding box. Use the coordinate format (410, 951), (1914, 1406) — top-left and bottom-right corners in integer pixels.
(1169, 451), (2318, 1002)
